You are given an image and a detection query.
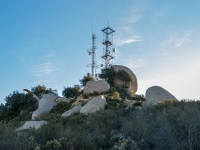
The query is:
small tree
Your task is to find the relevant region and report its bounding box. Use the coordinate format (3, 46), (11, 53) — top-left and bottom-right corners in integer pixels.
(99, 66), (117, 85)
(62, 85), (81, 98)
(3, 91), (37, 119)
(116, 70), (134, 82)
(79, 73), (94, 87)
(31, 85), (58, 97)
(0, 104), (14, 121)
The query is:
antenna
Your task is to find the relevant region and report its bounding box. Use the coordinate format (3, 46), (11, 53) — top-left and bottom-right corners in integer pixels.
(101, 24), (116, 68)
(92, 20), (93, 34)
(87, 33), (99, 78)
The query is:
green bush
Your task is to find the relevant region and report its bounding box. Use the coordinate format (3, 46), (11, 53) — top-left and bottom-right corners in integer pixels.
(0, 91), (37, 122)
(31, 85), (58, 97)
(50, 102), (71, 114)
(45, 139), (62, 150)
(82, 93), (89, 99)
(99, 66), (117, 85)
(116, 70), (134, 82)
(93, 91), (99, 96)
(2, 100), (200, 149)
(79, 73), (94, 87)
(62, 85), (81, 98)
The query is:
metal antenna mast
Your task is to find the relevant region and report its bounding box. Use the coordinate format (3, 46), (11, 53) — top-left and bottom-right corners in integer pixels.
(101, 25), (116, 68)
(87, 34), (98, 77)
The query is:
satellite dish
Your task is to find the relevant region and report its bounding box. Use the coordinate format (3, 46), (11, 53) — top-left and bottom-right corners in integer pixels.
(113, 48), (116, 52)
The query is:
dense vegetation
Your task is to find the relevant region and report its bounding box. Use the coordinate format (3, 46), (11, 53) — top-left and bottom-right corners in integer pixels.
(1, 100), (200, 149)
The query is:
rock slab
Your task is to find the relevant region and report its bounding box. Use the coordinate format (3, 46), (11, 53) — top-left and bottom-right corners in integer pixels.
(15, 121), (48, 131)
(61, 106), (82, 118)
(145, 86), (176, 105)
(113, 65), (138, 94)
(32, 94), (59, 120)
(83, 80), (110, 94)
(80, 95), (107, 114)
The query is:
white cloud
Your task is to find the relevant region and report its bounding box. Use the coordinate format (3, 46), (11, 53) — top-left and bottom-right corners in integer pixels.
(115, 27), (142, 46)
(32, 62), (60, 77)
(175, 34), (191, 47)
(115, 37), (142, 46)
(31, 53), (66, 80)
(162, 31), (192, 47)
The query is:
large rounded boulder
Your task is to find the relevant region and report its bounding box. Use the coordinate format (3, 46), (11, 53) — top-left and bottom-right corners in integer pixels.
(113, 65), (138, 94)
(145, 86), (177, 105)
(83, 80), (110, 94)
(80, 95), (107, 114)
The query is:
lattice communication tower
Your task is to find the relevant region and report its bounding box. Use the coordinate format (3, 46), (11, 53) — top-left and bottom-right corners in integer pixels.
(101, 26), (116, 68)
(87, 34), (99, 77)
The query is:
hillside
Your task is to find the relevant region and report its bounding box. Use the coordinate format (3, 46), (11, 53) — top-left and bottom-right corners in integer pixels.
(0, 67), (198, 150)
(0, 100), (200, 149)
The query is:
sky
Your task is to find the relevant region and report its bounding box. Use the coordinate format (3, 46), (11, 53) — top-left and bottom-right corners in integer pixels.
(1, 0), (200, 104)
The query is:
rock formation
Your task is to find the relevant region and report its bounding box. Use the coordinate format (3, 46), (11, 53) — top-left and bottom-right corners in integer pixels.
(113, 65), (138, 94)
(80, 95), (107, 114)
(15, 120), (48, 131)
(54, 97), (69, 104)
(61, 106), (81, 118)
(32, 94), (59, 120)
(83, 80), (110, 94)
(145, 86), (176, 105)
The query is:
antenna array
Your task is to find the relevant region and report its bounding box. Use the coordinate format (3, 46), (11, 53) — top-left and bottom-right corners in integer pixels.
(101, 26), (116, 68)
(87, 34), (99, 77)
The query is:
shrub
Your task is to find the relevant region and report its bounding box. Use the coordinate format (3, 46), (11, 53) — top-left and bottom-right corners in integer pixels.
(50, 102), (71, 114)
(45, 139), (62, 150)
(93, 91), (99, 96)
(81, 101), (88, 106)
(31, 85), (58, 97)
(89, 92), (94, 96)
(79, 73), (94, 87)
(1, 91), (37, 121)
(99, 66), (117, 85)
(62, 85), (81, 98)
(133, 101), (142, 107)
(82, 93), (89, 99)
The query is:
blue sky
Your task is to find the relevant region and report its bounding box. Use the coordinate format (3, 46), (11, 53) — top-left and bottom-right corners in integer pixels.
(1, 0), (200, 103)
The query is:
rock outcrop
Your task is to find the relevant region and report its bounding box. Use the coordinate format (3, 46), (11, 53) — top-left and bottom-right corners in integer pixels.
(83, 80), (110, 94)
(145, 86), (176, 105)
(54, 97), (69, 104)
(61, 106), (81, 118)
(113, 65), (138, 94)
(32, 94), (59, 120)
(80, 95), (107, 114)
(15, 121), (48, 131)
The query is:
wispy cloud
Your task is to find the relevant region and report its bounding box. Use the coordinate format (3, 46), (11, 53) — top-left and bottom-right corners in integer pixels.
(115, 27), (142, 46)
(123, 15), (143, 24)
(162, 31), (192, 47)
(32, 62), (60, 77)
(31, 53), (66, 80)
(115, 36), (142, 46)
